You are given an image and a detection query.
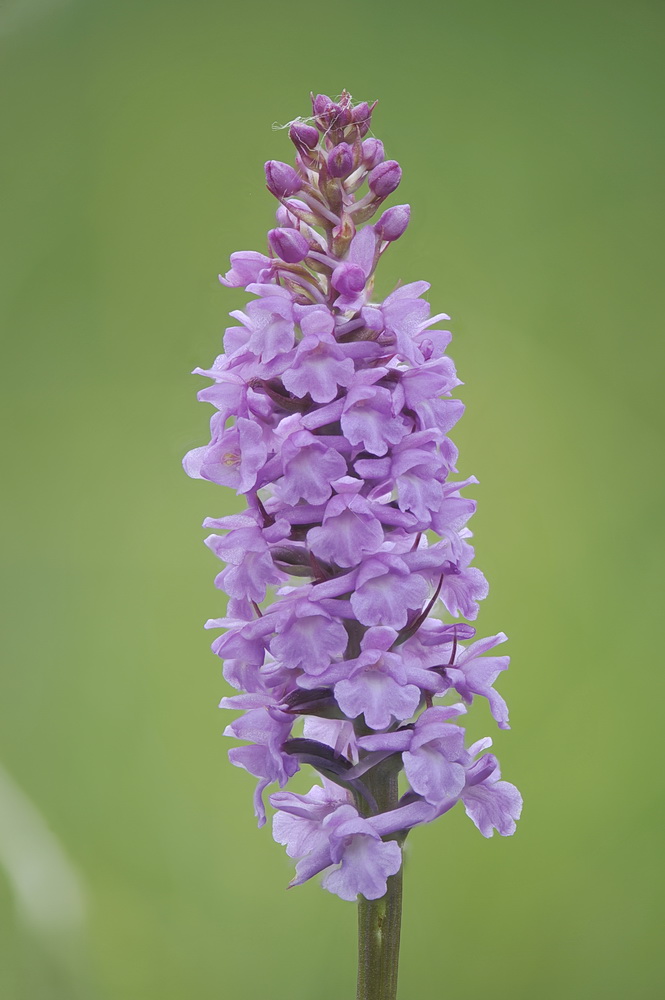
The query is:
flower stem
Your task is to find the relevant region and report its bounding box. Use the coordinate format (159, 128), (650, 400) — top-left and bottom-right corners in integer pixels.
(356, 765), (403, 1000)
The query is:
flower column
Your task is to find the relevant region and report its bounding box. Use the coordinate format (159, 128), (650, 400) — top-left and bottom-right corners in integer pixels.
(184, 91), (521, 1000)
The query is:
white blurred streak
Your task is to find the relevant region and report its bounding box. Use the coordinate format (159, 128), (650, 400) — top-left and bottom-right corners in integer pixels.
(0, 0), (71, 37)
(0, 763), (86, 933)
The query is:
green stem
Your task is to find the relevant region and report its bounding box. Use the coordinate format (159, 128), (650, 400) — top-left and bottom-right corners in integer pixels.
(356, 765), (403, 1000)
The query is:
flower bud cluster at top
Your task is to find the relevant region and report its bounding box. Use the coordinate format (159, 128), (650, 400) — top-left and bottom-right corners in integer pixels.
(184, 91), (521, 902)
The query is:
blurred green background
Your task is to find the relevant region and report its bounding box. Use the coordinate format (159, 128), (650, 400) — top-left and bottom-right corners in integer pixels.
(1, 0), (664, 997)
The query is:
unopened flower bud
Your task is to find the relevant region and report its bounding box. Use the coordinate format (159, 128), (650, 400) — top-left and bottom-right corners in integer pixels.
(362, 138), (385, 169)
(327, 143), (354, 178)
(335, 90), (354, 127)
(350, 101), (372, 137)
(281, 199), (320, 227)
(375, 204), (411, 241)
(268, 227), (310, 264)
(311, 93), (341, 130)
(311, 93), (333, 116)
(265, 160), (303, 198)
(289, 122), (319, 153)
(275, 204), (296, 227)
(331, 263), (366, 296)
(368, 160), (402, 198)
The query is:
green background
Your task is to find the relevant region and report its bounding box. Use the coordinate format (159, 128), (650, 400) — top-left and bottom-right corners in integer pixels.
(2, 0), (663, 997)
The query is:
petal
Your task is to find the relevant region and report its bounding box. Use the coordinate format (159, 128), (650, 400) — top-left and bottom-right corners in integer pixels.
(308, 506), (385, 568)
(321, 837), (402, 901)
(462, 780), (523, 837)
(271, 614), (348, 674)
(351, 570), (428, 629)
(335, 673), (420, 730)
(404, 745), (466, 805)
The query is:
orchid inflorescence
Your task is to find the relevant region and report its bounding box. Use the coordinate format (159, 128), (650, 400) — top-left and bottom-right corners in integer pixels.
(184, 91), (521, 903)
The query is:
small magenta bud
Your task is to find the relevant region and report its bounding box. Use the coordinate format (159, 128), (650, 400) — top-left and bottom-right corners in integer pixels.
(311, 91), (354, 131)
(311, 93), (340, 130)
(268, 227), (310, 264)
(275, 204), (295, 227)
(362, 138), (385, 169)
(331, 263), (366, 296)
(327, 142), (354, 178)
(265, 160), (303, 198)
(312, 92), (334, 117)
(335, 90), (353, 127)
(280, 198), (319, 227)
(368, 159), (402, 198)
(375, 204), (411, 241)
(289, 122), (319, 152)
(350, 101), (372, 137)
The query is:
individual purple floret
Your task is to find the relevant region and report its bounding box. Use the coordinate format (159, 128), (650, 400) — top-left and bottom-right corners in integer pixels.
(272, 783), (402, 901)
(184, 90), (521, 904)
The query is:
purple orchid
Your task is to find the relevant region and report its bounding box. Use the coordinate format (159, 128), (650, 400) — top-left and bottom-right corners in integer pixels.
(271, 786), (402, 901)
(184, 89), (520, 967)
